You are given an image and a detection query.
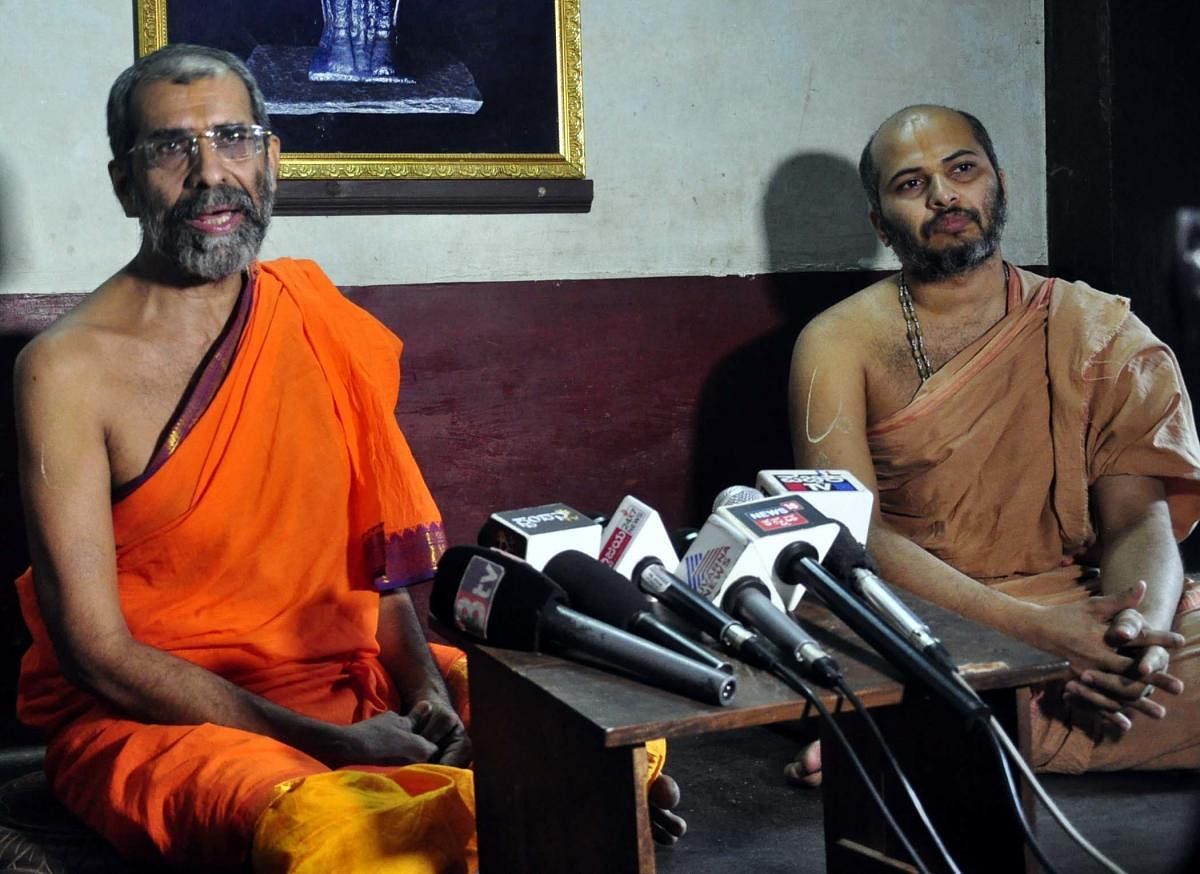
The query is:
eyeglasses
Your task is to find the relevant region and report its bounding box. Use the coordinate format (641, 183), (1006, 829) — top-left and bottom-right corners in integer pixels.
(128, 124), (272, 172)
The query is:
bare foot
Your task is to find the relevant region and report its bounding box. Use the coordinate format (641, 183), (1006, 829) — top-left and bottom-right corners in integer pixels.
(783, 739), (822, 788)
(649, 772), (687, 845)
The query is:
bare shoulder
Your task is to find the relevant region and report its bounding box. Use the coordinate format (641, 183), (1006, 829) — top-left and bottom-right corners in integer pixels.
(14, 278), (130, 418)
(16, 321), (101, 402)
(789, 279), (897, 469)
(793, 276), (897, 364)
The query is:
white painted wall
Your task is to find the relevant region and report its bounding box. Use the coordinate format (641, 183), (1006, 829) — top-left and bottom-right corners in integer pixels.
(0, 0), (1045, 294)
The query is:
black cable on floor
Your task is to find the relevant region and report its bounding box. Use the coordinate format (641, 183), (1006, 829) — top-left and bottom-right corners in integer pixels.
(980, 720), (1062, 874)
(771, 660), (933, 874)
(836, 681), (962, 874)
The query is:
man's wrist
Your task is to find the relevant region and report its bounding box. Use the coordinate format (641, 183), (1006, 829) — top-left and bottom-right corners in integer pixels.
(989, 592), (1045, 645)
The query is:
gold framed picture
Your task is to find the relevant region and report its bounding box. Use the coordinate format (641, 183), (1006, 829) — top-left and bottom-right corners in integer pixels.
(135, 0), (585, 183)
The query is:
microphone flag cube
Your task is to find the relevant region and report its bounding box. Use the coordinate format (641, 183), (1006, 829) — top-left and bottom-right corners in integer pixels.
(755, 469), (873, 545)
(677, 494), (843, 611)
(477, 502), (602, 570)
(598, 495), (680, 578)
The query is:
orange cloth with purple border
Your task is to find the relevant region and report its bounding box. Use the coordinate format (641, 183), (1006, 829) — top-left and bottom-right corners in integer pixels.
(15, 258), (463, 868)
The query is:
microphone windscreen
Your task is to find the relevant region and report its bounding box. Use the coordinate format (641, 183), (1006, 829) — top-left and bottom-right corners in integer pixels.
(712, 484), (765, 512)
(543, 549), (653, 628)
(431, 546), (566, 649)
(821, 524), (881, 578)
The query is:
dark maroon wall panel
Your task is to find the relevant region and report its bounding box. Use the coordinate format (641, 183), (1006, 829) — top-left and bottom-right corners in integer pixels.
(0, 270), (876, 740)
(344, 272), (871, 544)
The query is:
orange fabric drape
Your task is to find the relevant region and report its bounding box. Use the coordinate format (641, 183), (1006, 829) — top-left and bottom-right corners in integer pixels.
(15, 259), (462, 868)
(869, 266), (1200, 580)
(868, 266), (1200, 772)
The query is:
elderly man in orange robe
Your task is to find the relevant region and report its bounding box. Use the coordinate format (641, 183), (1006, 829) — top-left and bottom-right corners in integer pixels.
(16, 42), (685, 872)
(13, 44), (482, 872)
(787, 104), (1200, 785)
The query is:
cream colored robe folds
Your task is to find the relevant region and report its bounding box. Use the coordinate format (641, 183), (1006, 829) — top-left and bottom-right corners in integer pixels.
(867, 266), (1200, 772)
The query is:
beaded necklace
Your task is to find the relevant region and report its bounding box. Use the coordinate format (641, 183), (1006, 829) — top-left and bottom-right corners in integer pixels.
(897, 262), (1009, 382)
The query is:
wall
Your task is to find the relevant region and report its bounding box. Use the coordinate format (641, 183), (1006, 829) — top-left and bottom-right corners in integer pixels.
(0, 1), (1045, 294)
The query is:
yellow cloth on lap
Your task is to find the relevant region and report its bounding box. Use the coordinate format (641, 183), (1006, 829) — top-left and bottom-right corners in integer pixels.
(644, 737), (667, 785)
(252, 736), (667, 874)
(252, 766), (477, 874)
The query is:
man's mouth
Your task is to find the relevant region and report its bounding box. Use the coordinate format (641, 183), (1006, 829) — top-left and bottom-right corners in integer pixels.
(926, 210), (979, 236)
(186, 207), (244, 234)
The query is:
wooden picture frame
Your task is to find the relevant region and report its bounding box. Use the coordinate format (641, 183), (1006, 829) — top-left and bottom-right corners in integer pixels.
(134, 0), (589, 213)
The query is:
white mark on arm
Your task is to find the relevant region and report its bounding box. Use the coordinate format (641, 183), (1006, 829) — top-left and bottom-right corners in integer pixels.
(804, 367), (842, 444)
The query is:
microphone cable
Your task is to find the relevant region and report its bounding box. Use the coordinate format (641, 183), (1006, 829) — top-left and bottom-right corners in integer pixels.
(978, 718), (1062, 874)
(720, 569), (956, 872)
(834, 679), (963, 874)
(770, 659), (935, 874)
(982, 710), (1128, 874)
(945, 672), (1126, 874)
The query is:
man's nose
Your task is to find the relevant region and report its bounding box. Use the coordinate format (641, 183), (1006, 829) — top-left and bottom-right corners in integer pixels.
(184, 135), (228, 188)
(926, 174), (959, 209)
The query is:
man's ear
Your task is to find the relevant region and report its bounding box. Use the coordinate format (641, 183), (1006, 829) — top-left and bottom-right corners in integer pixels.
(109, 159), (138, 218)
(868, 208), (889, 247)
(266, 133), (282, 183)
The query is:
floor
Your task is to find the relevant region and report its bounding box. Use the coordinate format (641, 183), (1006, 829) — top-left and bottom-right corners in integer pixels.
(655, 725), (1200, 874)
(2, 727), (1198, 872)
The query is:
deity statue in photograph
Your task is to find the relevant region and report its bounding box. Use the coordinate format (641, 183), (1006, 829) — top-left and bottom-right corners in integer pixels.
(309, 0), (410, 83)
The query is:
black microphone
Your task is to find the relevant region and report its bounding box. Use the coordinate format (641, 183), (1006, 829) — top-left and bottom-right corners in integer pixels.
(543, 550), (733, 674)
(774, 542), (989, 725)
(432, 546), (736, 706)
(631, 557), (781, 672)
(721, 576), (843, 688)
(822, 527), (957, 676)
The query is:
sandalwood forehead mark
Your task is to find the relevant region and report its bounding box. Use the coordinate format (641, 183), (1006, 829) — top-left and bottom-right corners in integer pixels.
(876, 108), (981, 183)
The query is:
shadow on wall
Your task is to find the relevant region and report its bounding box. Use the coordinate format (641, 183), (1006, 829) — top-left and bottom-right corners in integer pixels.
(0, 157), (9, 283)
(761, 151), (882, 275)
(0, 156), (41, 745)
(687, 152), (884, 523)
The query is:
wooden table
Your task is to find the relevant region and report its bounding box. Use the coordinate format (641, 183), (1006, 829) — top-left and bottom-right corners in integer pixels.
(465, 600), (1070, 873)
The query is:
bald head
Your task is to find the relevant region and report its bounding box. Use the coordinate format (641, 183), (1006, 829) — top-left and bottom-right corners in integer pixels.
(858, 105), (1001, 212)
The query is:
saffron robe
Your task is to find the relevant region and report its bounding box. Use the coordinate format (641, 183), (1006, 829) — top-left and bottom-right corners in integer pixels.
(15, 259), (469, 868)
(868, 265), (1200, 772)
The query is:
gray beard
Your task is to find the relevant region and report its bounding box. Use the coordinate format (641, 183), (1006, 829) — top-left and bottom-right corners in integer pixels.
(136, 174), (275, 281)
(880, 185), (1007, 282)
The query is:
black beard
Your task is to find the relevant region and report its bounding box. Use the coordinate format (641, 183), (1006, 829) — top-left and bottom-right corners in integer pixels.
(135, 173), (275, 281)
(880, 182), (1007, 282)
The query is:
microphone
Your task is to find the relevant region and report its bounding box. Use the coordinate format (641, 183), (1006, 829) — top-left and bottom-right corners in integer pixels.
(596, 495), (680, 578)
(711, 484), (765, 510)
(476, 502), (601, 570)
(756, 469), (874, 545)
(774, 542), (989, 725)
(431, 546), (736, 706)
(632, 557), (781, 672)
(720, 576), (843, 688)
(677, 491), (843, 610)
(822, 527), (958, 676)
(543, 550), (732, 674)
